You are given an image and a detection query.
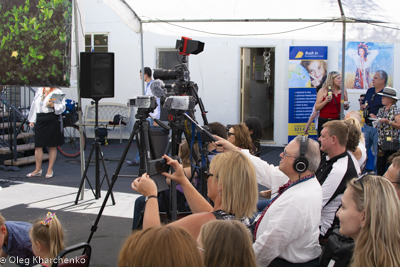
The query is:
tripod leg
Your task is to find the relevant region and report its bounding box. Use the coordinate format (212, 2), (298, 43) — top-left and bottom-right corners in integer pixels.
(75, 143), (97, 204)
(87, 121), (140, 244)
(97, 145), (116, 205)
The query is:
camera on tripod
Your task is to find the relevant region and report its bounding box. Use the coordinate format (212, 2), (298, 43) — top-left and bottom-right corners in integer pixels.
(128, 95), (158, 109)
(153, 37), (204, 97)
(164, 96), (196, 111)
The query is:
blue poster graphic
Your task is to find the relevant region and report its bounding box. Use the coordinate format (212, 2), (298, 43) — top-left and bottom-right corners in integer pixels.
(288, 46), (328, 143)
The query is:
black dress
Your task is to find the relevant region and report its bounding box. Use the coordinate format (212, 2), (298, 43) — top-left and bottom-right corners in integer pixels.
(35, 113), (64, 147)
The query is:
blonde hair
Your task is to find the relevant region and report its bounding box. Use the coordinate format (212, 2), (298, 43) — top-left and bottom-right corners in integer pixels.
(348, 175), (400, 267)
(231, 124), (254, 152)
(119, 226), (202, 267)
(344, 114), (364, 142)
(322, 71), (341, 89)
(200, 220), (256, 267)
(0, 213), (5, 226)
(29, 212), (65, 259)
(210, 151), (258, 219)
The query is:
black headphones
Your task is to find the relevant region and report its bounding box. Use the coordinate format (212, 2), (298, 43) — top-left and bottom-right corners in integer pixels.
(293, 136), (309, 173)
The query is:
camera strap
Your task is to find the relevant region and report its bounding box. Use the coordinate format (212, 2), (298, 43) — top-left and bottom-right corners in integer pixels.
(190, 122), (206, 169)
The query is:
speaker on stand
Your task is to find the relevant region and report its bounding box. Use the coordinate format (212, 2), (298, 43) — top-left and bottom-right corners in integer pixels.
(76, 52), (115, 203)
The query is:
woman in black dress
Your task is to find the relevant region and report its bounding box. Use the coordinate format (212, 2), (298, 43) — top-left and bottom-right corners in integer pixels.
(27, 87), (66, 178)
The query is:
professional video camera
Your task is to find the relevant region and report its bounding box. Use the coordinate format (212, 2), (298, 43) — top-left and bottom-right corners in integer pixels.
(153, 37), (204, 96)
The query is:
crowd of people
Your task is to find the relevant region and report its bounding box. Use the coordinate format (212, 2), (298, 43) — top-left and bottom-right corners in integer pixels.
(4, 67), (400, 267)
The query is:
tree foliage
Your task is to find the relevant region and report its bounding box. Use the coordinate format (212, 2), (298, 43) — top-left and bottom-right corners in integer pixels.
(0, 0), (72, 86)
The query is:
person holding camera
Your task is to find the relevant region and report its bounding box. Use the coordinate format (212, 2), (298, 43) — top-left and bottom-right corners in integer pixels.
(360, 70), (387, 173)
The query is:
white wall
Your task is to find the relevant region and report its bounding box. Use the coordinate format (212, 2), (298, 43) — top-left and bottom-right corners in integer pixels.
(83, 0), (400, 145)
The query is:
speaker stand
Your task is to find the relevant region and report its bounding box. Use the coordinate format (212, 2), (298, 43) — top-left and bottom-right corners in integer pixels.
(75, 98), (115, 204)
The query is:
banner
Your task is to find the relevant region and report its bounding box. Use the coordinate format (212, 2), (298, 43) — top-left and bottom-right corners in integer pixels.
(339, 42), (393, 90)
(288, 46), (328, 142)
(0, 0), (72, 87)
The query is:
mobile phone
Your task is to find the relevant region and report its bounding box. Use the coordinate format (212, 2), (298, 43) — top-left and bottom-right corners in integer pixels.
(148, 158), (170, 176)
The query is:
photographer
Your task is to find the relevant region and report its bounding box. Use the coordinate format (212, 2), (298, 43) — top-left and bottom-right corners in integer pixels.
(361, 70), (387, 173)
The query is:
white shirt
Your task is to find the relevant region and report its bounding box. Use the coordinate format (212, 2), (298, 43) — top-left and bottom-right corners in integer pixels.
(357, 139), (367, 168)
(241, 151), (322, 266)
(28, 88), (66, 123)
(145, 80), (161, 119)
(253, 177), (322, 266)
(242, 149), (289, 198)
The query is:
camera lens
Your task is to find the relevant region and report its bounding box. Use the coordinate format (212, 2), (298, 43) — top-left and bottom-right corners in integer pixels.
(153, 69), (179, 80)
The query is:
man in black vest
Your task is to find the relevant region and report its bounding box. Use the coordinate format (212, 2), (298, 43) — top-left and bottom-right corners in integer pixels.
(316, 120), (360, 241)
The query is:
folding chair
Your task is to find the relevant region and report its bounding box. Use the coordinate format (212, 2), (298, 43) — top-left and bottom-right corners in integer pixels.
(51, 242), (91, 267)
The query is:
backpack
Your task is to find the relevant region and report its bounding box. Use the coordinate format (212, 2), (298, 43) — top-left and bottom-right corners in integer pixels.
(319, 227), (354, 267)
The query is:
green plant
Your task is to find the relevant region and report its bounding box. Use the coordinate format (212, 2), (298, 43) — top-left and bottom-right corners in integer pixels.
(0, 0), (72, 86)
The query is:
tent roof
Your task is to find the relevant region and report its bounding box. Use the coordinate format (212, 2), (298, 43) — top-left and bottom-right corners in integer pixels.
(106, 0), (400, 41)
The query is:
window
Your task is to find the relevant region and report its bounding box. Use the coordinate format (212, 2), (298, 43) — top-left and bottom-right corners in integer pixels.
(85, 34), (108, 52)
(156, 49), (186, 69)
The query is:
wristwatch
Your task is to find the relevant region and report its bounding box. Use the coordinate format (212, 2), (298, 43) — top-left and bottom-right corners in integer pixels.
(145, 195), (157, 202)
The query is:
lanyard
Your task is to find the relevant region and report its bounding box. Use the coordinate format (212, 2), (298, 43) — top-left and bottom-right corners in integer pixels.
(253, 174), (314, 239)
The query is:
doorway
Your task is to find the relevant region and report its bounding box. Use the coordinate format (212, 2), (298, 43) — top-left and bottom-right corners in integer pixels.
(240, 48), (275, 141)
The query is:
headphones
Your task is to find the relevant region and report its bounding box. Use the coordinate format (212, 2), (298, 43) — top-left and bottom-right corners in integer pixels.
(293, 136), (309, 173)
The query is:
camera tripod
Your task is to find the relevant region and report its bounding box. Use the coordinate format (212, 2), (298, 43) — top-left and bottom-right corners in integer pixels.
(75, 98), (114, 204)
(86, 108), (169, 244)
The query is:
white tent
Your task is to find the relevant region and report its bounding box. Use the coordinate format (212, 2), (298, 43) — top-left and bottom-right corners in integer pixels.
(103, 0), (400, 42)
(79, 0), (400, 148)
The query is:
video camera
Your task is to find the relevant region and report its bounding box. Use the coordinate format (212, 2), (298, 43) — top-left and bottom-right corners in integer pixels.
(153, 37), (204, 97)
(128, 95), (158, 119)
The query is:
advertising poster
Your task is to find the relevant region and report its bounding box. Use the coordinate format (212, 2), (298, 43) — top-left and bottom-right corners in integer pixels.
(339, 42), (393, 90)
(0, 0), (73, 86)
(288, 46), (328, 142)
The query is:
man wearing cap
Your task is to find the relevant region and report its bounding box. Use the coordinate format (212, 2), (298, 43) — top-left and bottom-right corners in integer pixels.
(361, 70), (387, 173)
(370, 87), (400, 175)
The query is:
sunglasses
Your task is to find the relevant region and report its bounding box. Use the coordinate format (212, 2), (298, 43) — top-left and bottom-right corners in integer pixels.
(227, 132), (235, 137)
(355, 173), (369, 191)
(371, 93), (376, 103)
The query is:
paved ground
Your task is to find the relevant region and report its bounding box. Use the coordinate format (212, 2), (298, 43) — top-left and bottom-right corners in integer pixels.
(0, 139), (283, 266)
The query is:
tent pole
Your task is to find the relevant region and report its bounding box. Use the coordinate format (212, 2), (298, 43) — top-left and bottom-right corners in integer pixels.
(140, 22), (145, 94)
(338, 0), (346, 120)
(74, 0), (85, 200)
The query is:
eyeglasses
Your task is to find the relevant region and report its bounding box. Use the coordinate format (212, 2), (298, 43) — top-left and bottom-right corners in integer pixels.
(205, 170), (214, 179)
(283, 149), (296, 158)
(227, 132), (235, 137)
(382, 174), (400, 185)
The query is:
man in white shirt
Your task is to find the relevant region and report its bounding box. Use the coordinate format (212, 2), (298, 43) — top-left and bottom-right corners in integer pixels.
(216, 136), (322, 266)
(140, 67), (160, 124)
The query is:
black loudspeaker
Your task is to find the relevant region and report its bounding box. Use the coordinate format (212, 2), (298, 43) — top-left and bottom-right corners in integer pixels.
(80, 52), (115, 99)
(293, 136), (309, 173)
